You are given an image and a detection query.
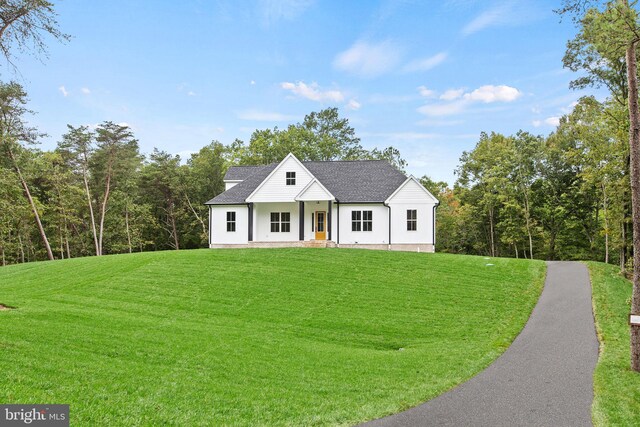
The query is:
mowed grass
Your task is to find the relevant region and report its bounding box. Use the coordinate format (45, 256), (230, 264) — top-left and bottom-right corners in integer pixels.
(586, 262), (640, 426)
(0, 249), (545, 426)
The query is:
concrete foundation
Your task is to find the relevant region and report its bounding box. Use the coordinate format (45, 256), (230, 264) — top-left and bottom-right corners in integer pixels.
(209, 241), (433, 252)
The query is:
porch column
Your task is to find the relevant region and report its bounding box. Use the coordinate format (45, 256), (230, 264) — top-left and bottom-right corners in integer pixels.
(248, 203), (253, 242)
(299, 201), (305, 241)
(327, 200), (332, 241)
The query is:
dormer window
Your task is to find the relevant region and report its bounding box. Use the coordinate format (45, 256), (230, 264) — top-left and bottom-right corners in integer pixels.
(286, 171), (296, 185)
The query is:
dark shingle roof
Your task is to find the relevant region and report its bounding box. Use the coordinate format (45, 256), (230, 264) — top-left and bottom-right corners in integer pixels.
(303, 160), (407, 202)
(206, 164), (277, 205)
(205, 159), (407, 205)
(224, 165), (264, 181)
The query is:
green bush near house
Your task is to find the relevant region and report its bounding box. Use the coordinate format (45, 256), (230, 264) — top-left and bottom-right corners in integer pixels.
(586, 261), (640, 426)
(0, 249), (545, 426)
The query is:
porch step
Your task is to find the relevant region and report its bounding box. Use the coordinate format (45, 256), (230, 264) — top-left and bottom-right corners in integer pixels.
(303, 240), (336, 248)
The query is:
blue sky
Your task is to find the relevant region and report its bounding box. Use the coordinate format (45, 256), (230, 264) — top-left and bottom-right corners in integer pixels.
(13, 0), (602, 184)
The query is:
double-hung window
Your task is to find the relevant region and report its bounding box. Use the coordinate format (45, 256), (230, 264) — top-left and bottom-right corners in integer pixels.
(226, 211), (236, 232)
(352, 210), (372, 232)
(407, 209), (417, 231)
(286, 172), (296, 185)
(270, 212), (291, 232)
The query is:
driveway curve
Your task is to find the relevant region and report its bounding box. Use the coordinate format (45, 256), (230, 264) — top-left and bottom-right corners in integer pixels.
(364, 261), (599, 427)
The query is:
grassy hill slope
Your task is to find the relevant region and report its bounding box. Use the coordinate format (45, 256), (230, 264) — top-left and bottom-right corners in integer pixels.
(0, 249), (545, 426)
(586, 262), (640, 426)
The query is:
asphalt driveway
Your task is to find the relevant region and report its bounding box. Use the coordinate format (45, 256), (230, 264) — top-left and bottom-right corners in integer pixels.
(364, 261), (599, 427)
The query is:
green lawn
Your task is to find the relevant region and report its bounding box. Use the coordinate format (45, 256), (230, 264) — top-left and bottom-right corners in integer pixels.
(0, 249), (545, 426)
(586, 262), (640, 426)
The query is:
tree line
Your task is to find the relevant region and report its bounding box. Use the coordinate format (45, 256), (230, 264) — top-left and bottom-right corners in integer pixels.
(423, 96), (630, 268)
(0, 93), (407, 265)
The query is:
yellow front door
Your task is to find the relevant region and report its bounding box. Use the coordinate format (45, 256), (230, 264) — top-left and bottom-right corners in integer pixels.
(315, 211), (326, 240)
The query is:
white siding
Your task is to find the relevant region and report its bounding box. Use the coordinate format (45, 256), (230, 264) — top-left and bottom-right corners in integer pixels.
(210, 205), (248, 244)
(386, 178), (437, 245)
(296, 180), (333, 201)
(225, 181), (240, 190)
(254, 202), (300, 242)
(336, 204), (389, 245)
(387, 178), (438, 204)
(248, 156), (314, 203)
(389, 203), (435, 244)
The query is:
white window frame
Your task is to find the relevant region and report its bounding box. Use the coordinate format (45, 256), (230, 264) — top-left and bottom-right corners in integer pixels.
(270, 212), (291, 233)
(226, 211), (236, 232)
(407, 209), (417, 231)
(286, 171), (296, 186)
(351, 210), (372, 232)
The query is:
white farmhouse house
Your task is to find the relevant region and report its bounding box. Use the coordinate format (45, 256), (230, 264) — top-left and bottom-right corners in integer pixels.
(205, 153), (439, 252)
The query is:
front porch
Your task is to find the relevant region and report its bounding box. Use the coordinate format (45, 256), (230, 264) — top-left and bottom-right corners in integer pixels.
(249, 240), (336, 248)
(250, 200), (334, 243)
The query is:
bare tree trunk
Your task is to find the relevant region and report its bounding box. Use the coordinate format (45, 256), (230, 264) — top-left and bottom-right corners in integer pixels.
(98, 171), (112, 256)
(514, 244), (519, 259)
(488, 206), (496, 257)
(7, 145), (54, 261)
(184, 193), (207, 237)
(523, 189), (534, 259)
(17, 233), (24, 263)
(1, 246), (5, 266)
(58, 227), (64, 259)
(125, 204), (132, 254)
(625, 40), (640, 372)
(82, 161), (100, 256)
(170, 201), (180, 250)
(64, 220), (71, 259)
(622, 221), (627, 272)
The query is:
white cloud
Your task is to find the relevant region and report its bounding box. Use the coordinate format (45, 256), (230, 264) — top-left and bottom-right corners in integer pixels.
(463, 6), (507, 35)
(280, 81), (344, 102)
(463, 85), (521, 103)
(440, 88), (464, 101)
(259, 0), (314, 25)
(536, 116), (561, 127)
(418, 86), (436, 98)
(250, 80), (256, 85)
(418, 84), (521, 117)
(333, 40), (402, 78)
(346, 99), (361, 110)
(461, 3), (538, 36)
(81, 87), (91, 95)
(403, 52), (448, 73)
(59, 86), (68, 97)
(237, 109), (297, 121)
(187, 91), (196, 96)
